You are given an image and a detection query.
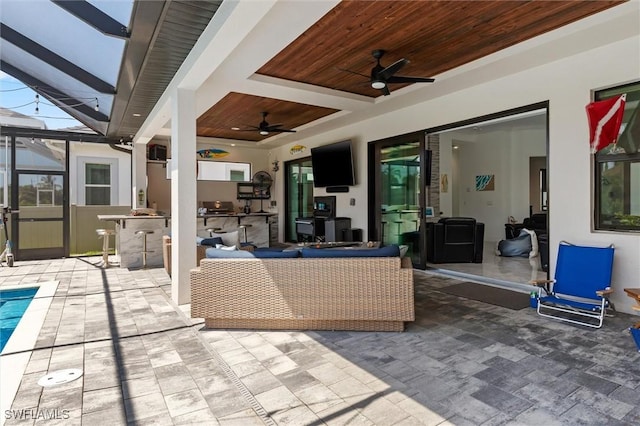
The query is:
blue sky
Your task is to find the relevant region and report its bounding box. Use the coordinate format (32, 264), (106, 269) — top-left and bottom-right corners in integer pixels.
(0, 71), (83, 130)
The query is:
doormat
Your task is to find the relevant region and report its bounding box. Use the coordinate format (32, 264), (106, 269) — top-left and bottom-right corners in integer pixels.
(440, 282), (531, 310)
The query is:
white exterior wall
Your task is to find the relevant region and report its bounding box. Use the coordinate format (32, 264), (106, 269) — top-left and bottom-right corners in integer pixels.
(69, 143), (132, 206)
(272, 34), (640, 314)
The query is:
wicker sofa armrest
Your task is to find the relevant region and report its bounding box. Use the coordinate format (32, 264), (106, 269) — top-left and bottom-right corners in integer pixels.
(162, 236), (206, 276)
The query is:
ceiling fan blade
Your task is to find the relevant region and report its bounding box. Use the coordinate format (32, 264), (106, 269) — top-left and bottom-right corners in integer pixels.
(387, 75), (435, 84)
(381, 85), (391, 96)
(267, 125), (296, 133)
(278, 129), (296, 133)
(335, 67), (370, 79)
(378, 58), (408, 80)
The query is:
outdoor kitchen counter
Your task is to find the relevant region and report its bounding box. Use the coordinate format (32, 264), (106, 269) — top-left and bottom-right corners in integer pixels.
(98, 214), (170, 269)
(98, 213), (276, 268)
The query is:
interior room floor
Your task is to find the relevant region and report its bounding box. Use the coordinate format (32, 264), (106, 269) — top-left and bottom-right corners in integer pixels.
(426, 241), (547, 291)
(1, 257), (638, 426)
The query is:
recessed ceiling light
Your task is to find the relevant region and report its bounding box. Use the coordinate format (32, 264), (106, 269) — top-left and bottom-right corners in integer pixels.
(230, 143), (236, 147)
(453, 145), (459, 149)
(133, 113), (141, 117)
(231, 127), (240, 131)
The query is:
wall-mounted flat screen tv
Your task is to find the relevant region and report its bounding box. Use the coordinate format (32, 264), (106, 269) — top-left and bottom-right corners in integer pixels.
(310, 140), (355, 188)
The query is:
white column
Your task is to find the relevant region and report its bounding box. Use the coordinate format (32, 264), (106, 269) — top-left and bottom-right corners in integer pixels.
(171, 88), (197, 305)
(132, 141), (147, 208)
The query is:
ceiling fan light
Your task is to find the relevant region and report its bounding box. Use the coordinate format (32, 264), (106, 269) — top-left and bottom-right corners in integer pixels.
(371, 80), (386, 89)
(259, 130), (269, 136)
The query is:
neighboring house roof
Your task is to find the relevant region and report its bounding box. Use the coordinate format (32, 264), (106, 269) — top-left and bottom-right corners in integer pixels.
(55, 124), (97, 134)
(0, 106), (46, 129)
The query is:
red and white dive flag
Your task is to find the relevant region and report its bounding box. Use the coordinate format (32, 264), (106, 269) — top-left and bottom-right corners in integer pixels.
(586, 94), (626, 154)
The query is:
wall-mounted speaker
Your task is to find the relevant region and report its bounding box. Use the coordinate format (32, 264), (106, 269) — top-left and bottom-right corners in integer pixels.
(326, 186), (349, 193)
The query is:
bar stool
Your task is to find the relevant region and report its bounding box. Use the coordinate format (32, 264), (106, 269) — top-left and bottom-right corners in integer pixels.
(96, 229), (115, 267)
(206, 227), (223, 237)
(135, 230), (154, 268)
(239, 224), (252, 244)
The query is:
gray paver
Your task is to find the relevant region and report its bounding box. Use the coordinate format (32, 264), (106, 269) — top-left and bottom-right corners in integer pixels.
(3, 258), (640, 426)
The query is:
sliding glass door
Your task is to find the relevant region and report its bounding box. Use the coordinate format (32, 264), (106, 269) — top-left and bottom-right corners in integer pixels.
(284, 158), (314, 242)
(369, 131), (428, 268)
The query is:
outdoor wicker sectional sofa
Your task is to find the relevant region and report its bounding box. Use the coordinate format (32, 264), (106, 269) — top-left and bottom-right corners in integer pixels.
(190, 245), (415, 332)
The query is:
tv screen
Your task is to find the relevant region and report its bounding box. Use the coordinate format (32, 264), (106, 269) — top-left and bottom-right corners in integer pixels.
(310, 140), (355, 187)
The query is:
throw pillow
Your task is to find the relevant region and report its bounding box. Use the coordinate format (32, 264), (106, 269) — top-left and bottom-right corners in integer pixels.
(209, 230), (240, 249)
(215, 244), (237, 251)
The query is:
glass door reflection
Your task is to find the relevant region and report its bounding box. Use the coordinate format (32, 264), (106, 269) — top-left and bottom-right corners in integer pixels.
(380, 140), (423, 266)
(285, 158), (314, 242)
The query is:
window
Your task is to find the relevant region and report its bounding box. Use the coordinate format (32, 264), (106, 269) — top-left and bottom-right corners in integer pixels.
(86, 163), (111, 205)
(594, 81), (640, 232)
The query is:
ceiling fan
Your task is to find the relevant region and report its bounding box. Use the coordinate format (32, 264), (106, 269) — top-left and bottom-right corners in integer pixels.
(234, 112), (296, 136)
(341, 49), (435, 96)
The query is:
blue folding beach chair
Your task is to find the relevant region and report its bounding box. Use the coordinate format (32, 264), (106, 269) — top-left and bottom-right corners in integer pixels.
(531, 241), (614, 328)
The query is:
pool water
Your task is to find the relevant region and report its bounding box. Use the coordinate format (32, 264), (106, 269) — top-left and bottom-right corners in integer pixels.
(0, 287), (39, 352)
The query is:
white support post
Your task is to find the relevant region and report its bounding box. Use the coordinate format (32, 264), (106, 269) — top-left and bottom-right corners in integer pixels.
(171, 88), (197, 305)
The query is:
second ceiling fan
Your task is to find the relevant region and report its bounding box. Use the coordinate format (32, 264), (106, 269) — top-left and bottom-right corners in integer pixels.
(235, 112), (296, 136)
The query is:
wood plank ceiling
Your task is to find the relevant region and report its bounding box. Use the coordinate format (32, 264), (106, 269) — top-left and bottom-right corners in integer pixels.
(197, 93), (339, 142)
(196, 0), (625, 142)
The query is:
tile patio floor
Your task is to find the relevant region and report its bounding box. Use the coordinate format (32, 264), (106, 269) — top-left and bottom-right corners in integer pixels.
(1, 257), (639, 425)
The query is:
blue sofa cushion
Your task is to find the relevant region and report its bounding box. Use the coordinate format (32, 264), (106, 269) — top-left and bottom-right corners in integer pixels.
(205, 247), (300, 259)
(205, 247), (254, 258)
(300, 244), (400, 258)
(253, 249), (300, 258)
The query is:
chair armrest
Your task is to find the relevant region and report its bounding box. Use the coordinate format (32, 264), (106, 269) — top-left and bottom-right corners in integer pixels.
(530, 279), (554, 295)
(596, 288), (614, 297)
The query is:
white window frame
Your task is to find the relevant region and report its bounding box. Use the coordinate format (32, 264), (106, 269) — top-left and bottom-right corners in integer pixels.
(78, 157), (118, 206)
